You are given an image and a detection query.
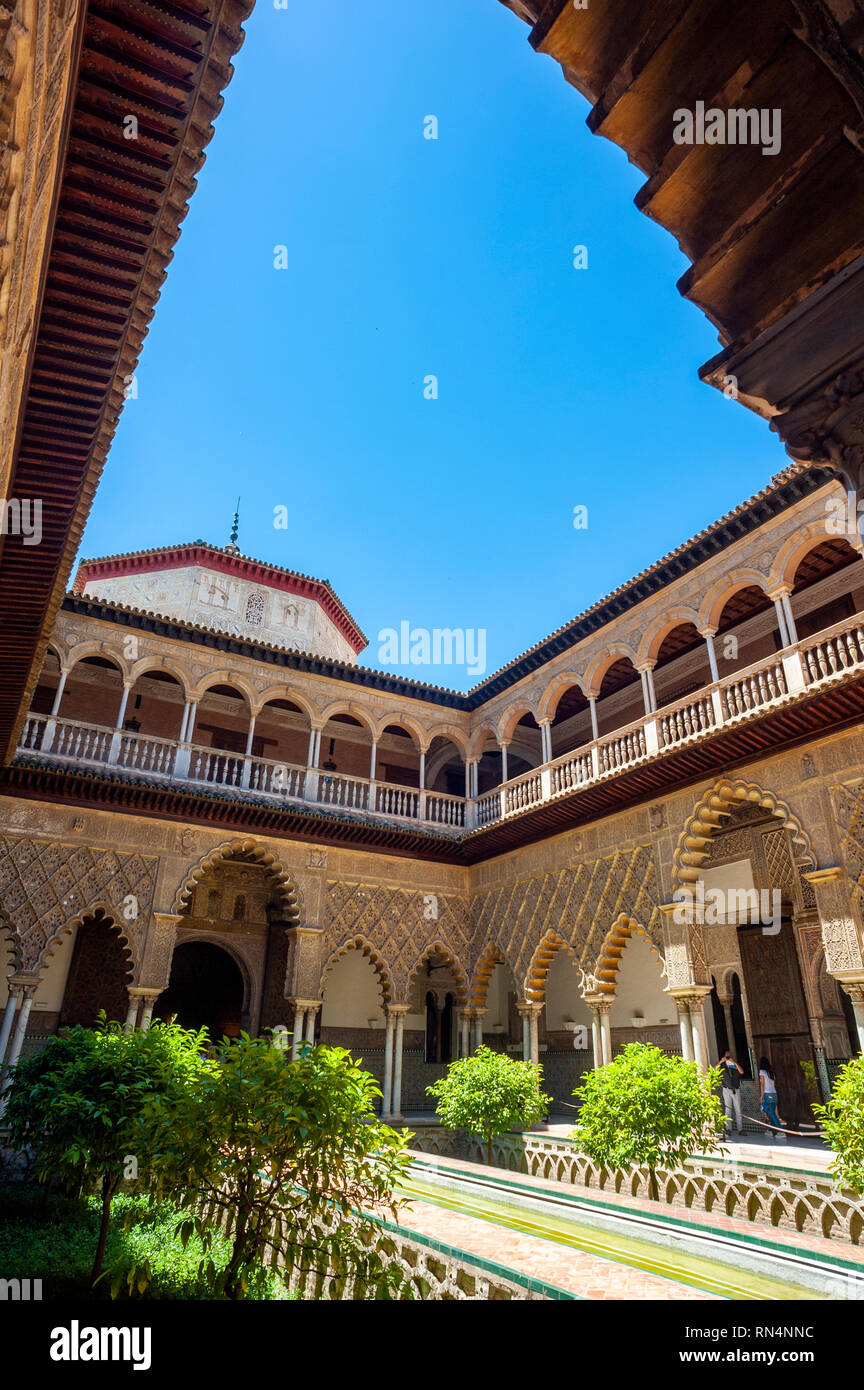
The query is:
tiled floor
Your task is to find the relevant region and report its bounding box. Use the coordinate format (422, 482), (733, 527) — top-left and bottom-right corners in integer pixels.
(398, 1194), (720, 1300)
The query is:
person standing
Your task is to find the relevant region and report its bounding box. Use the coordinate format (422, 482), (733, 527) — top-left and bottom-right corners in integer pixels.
(759, 1055), (784, 1133)
(720, 1050), (744, 1136)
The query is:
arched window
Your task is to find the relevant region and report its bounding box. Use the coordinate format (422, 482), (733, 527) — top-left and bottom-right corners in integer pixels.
(245, 591), (265, 625)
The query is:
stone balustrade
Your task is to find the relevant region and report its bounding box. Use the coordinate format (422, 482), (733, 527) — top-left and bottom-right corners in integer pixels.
(16, 614), (864, 837)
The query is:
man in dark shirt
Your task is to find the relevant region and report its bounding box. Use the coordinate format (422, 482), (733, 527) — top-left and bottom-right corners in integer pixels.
(720, 1050), (744, 1136)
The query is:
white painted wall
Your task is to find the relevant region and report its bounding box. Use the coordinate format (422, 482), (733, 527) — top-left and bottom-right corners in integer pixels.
(609, 933), (671, 1028)
(544, 950), (591, 1030)
(321, 950), (384, 1027)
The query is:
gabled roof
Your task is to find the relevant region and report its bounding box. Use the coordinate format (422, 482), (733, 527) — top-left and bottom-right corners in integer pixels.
(73, 541), (368, 654)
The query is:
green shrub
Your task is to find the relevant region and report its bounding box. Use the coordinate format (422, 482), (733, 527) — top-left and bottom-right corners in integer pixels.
(813, 1053), (864, 1195)
(572, 1043), (726, 1200)
(427, 1045), (551, 1164)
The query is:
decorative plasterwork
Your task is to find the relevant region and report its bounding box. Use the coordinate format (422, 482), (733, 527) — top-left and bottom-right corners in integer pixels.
(0, 834), (157, 974)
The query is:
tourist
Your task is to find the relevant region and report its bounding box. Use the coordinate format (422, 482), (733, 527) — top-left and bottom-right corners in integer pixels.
(759, 1056), (784, 1134)
(720, 1050), (744, 1136)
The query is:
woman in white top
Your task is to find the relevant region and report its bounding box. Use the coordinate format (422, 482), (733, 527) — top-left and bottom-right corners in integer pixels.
(759, 1055), (784, 1132)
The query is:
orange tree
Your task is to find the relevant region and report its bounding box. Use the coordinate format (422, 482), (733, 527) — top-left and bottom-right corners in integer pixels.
(572, 1042), (725, 1201)
(427, 1045), (550, 1165)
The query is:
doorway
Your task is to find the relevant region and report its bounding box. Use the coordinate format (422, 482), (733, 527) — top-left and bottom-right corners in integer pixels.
(155, 941), (244, 1042)
(737, 920), (813, 1126)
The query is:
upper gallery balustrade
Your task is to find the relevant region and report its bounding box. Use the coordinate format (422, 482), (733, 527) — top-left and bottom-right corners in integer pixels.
(17, 611), (864, 837)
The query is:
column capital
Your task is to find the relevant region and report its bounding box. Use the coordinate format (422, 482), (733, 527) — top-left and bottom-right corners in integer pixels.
(634, 658), (657, 673)
(152, 912), (183, 929)
(288, 996), (321, 1010)
(582, 994), (613, 1015)
(515, 1001), (541, 1018)
(698, 626), (718, 639)
(385, 1003), (409, 1017)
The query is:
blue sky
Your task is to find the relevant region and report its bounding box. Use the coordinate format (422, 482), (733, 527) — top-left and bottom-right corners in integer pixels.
(80, 0), (785, 689)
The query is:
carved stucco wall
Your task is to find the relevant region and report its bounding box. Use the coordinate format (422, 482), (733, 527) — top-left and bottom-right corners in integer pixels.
(0, 833), (157, 976)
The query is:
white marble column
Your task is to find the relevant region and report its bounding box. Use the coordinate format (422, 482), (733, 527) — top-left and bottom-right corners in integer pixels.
(689, 996), (709, 1072)
(529, 1007), (540, 1065)
(244, 713), (257, 756)
(675, 998), (694, 1061)
(304, 1003), (319, 1043)
(291, 1005), (307, 1059)
(383, 1011), (395, 1115)
(459, 1009), (471, 1058)
(773, 594), (791, 647)
(589, 1007), (602, 1069)
(0, 986), (35, 1094)
(500, 743), (508, 784)
(472, 1010), (485, 1051)
(124, 992), (141, 1031)
(701, 629), (720, 683)
(391, 1010), (406, 1119)
(50, 669), (69, 717)
(599, 1004), (612, 1066)
(0, 985), (22, 1068)
(588, 695), (599, 741)
(139, 991), (161, 1028)
(782, 590), (798, 645)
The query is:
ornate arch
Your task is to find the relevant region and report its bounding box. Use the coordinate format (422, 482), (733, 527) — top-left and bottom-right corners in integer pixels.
(127, 656), (192, 696)
(321, 935), (393, 1005)
(524, 929), (579, 1003)
(316, 700), (376, 734)
(0, 835), (156, 978)
(171, 838), (302, 921)
(424, 722), (471, 759)
(372, 711), (427, 748)
(66, 641), (128, 678)
(672, 778), (816, 890)
(404, 939), (469, 1007)
(589, 914), (665, 998)
(467, 721), (499, 760)
(39, 901), (138, 981)
(469, 939), (517, 1009)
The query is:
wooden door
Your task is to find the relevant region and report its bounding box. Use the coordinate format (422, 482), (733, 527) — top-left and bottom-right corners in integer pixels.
(737, 920), (813, 1127)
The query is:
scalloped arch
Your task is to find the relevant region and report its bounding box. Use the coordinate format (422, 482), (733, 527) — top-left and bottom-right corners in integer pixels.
(404, 939), (469, 1007)
(171, 838), (302, 921)
(672, 778), (816, 890)
(524, 929), (579, 1003)
(591, 914), (664, 998)
(321, 936), (393, 1005)
(470, 939), (517, 1008)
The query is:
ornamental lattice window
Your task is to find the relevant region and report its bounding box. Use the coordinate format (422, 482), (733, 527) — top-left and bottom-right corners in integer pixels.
(245, 591), (265, 625)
